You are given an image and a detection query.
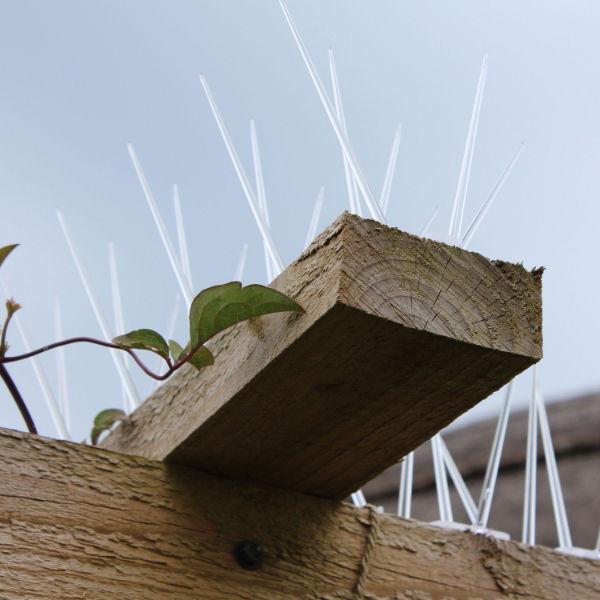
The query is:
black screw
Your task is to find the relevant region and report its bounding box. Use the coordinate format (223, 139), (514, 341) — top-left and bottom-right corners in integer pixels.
(234, 540), (263, 570)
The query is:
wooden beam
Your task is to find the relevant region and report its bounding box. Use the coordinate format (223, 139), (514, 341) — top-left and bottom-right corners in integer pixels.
(103, 213), (543, 499)
(1, 429), (598, 600)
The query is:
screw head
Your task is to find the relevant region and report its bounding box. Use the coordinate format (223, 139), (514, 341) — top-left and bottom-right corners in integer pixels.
(234, 540), (263, 570)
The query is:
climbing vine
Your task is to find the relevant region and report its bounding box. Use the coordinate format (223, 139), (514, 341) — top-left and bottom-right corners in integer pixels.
(0, 244), (302, 443)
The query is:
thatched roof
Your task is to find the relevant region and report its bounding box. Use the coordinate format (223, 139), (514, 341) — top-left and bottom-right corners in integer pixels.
(364, 391), (600, 549)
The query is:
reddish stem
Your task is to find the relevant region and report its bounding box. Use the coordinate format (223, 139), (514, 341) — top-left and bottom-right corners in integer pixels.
(4, 336), (177, 380)
(1, 334), (211, 437)
(0, 363), (37, 434)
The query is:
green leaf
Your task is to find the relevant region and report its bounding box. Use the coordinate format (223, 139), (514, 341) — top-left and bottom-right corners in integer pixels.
(168, 339), (185, 361)
(187, 345), (214, 371)
(90, 427), (104, 446)
(169, 339), (214, 372)
(0, 244), (18, 270)
(113, 329), (169, 359)
(189, 282), (303, 348)
(93, 408), (128, 428)
(90, 408), (129, 445)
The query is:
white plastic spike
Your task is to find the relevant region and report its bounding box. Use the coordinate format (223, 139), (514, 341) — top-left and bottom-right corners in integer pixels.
(431, 434), (453, 522)
(279, 1), (385, 223)
(108, 242), (132, 412)
(477, 380), (514, 527)
(328, 48), (357, 215)
(522, 367), (538, 545)
(108, 243), (125, 336)
(352, 177), (362, 217)
(351, 489), (367, 508)
(535, 373), (573, 549)
(53, 297), (70, 432)
(304, 186), (325, 250)
(462, 142), (524, 249)
(448, 55), (488, 241)
(150, 294), (182, 394)
(165, 294), (181, 351)
(173, 185), (194, 292)
(198, 75), (285, 274)
(595, 526), (600, 552)
(439, 436), (478, 524)
(250, 121), (268, 220)
(234, 243), (249, 281)
(249, 119), (278, 281)
(397, 451), (414, 518)
(57, 210), (141, 410)
(379, 124), (402, 216)
(127, 145), (194, 307)
(419, 205), (439, 237)
(1, 281), (70, 440)
(14, 315), (71, 440)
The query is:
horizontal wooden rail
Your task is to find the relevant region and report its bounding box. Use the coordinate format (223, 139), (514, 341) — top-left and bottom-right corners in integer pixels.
(1, 429), (598, 599)
(103, 213), (543, 498)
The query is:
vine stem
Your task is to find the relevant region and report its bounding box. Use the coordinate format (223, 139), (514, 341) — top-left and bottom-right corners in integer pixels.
(3, 337), (176, 380)
(0, 362), (37, 434)
(2, 336), (211, 434)
(1, 336), (214, 382)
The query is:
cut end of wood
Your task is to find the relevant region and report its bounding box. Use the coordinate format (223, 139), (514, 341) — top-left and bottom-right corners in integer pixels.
(103, 212), (542, 499)
(332, 212), (543, 360)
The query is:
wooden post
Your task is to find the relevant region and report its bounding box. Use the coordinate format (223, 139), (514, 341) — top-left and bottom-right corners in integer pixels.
(103, 213), (543, 499)
(2, 428), (598, 599)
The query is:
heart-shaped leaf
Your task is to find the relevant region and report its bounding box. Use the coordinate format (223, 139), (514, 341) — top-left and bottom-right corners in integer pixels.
(189, 282), (303, 348)
(168, 339), (186, 361)
(113, 329), (169, 360)
(187, 345), (214, 371)
(0, 244), (18, 270)
(91, 408), (129, 445)
(169, 339), (214, 371)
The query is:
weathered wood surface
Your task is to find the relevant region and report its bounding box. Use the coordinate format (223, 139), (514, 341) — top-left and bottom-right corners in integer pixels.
(2, 428), (598, 600)
(103, 212), (543, 499)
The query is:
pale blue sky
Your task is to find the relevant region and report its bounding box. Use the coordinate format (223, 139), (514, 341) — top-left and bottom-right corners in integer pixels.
(1, 1), (599, 440)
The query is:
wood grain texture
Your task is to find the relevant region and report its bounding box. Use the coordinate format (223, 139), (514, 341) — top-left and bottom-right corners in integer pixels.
(103, 212), (543, 499)
(2, 429), (598, 600)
